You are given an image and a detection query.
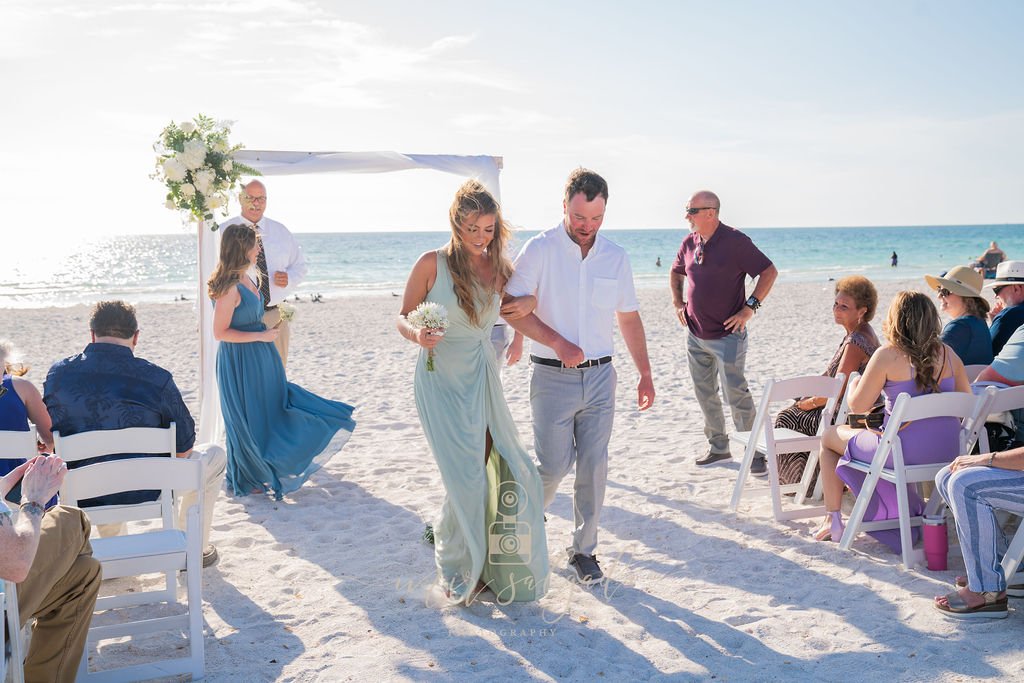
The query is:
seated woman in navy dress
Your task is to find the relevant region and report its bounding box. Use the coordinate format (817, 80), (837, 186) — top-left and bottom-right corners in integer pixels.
(0, 340), (54, 504)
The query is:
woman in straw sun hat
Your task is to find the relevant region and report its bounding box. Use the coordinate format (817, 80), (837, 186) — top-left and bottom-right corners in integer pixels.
(924, 265), (993, 365)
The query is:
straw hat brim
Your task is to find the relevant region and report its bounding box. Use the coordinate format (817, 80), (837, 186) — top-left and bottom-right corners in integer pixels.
(924, 274), (984, 298)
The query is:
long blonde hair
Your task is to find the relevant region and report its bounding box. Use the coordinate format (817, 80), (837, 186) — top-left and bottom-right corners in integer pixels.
(444, 180), (512, 326)
(882, 290), (945, 394)
(208, 224), (258, 299)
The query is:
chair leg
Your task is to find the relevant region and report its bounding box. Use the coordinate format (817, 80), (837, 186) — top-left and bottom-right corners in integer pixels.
(893, 467), (917, 570)
(4, 580), (24, 683)
(839, 465), (884, 551)
(1001, 523), (1024, 586)
(729, 438), (759, 512)
(795, 448), (820, 506)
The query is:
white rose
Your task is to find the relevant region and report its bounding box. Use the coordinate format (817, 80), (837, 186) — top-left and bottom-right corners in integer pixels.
(179, 121), (197, 135)
(161, 157), (187, 182)
(221, 159), (233, 173)
(180, 183), (196, 199)
(213, 139), (229, 154)
(193, 167), (216, 195)
(164, 199), (177, 210)
(207, 194), (225, 209)
(180, 139), (208, 170)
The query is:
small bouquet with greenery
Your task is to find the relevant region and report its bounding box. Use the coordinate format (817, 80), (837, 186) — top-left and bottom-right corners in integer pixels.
(152, 114), (259, 230)
(407, 302), (449, 371)
(278, 301), (296, 323)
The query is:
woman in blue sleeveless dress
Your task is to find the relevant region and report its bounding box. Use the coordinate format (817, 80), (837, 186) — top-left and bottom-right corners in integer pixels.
(397, 180), (549, 604)
(0, 341), (55, 504)
(814, 291), (971, 550)
(209, 224), (356, 500)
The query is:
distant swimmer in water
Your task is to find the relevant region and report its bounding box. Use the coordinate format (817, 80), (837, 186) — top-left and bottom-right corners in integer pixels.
(891, 251), (898, 268)
(656, 257), (662, 267)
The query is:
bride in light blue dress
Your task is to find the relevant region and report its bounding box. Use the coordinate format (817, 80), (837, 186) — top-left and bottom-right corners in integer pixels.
(209, 224), (356, 500)
(397, 180), (549, 604)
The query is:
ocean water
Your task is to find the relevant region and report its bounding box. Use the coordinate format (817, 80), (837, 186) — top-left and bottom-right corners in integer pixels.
(2, 224), (1021, 308)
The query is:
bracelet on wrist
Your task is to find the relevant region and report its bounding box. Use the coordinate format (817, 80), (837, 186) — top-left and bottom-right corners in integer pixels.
(19, 500), (46, 517)
(988, 451), (997, 468)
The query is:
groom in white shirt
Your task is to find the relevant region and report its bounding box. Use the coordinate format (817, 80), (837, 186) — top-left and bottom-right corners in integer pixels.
(226, 179), (308, 366)
(505, 168), (655, 585)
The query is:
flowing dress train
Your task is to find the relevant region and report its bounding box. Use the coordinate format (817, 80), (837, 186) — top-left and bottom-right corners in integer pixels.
(217, 284), (356, 500)
(414, 251), (549, 603)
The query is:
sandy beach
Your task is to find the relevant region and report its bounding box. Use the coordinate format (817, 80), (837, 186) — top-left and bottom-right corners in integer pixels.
(5, 278), (1021, 682)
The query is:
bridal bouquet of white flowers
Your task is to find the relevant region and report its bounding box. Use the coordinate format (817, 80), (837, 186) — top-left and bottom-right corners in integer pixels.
(152, 114), (259, 230)
(407, 302), (449, 371)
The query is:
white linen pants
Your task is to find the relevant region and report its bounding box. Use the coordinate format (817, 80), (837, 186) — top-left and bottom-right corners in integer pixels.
(530, 362), (616, 557)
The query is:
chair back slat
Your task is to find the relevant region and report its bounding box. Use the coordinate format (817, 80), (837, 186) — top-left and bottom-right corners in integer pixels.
(53, 425), (176, 462)
(963, 364), (988, 382)
(986, 384), (1024, 414)
(0, 427), (38, 460)
(61, 457), (200, 502)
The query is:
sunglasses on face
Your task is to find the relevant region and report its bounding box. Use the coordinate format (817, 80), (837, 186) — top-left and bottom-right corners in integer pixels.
(685, 207), (715, 216)
(994, 285), (1013, 296)
(937, 288), (951, 298)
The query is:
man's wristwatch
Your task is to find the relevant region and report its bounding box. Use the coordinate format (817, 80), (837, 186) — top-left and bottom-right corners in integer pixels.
(744, 295), (761, 312)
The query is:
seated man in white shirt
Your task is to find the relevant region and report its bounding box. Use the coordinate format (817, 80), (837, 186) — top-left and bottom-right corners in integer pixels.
(1, 456), (101, 683)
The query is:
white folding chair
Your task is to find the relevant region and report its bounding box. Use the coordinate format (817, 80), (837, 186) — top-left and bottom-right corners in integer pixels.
(3, 579), (25, 683)
(730, 374), (846, 521)
(963, 364), (989, 383)
(975, 384), (1024, 453)
(54, 427), (205, 682)
(838, 388), (995, 569)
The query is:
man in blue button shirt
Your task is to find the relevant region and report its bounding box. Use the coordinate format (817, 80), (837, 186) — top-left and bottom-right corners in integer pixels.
(44, 301), (226, 567)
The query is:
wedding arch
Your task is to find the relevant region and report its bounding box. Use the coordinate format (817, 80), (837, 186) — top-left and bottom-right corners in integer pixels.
(194, 150), (503, 444)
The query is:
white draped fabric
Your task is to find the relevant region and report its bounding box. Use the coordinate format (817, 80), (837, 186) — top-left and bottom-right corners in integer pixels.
(195, 151), (503, 444)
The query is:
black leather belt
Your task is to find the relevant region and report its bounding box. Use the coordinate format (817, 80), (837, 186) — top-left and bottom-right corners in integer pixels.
(531, 355), (612, 369)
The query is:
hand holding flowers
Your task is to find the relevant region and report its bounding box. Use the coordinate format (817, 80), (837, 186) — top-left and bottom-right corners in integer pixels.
(407, 302), (449, 371)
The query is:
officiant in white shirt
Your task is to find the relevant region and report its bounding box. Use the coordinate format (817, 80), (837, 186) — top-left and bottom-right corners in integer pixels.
(226, 179), (308, 366)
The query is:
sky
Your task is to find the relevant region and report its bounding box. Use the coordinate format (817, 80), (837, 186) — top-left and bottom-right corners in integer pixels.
(2, 0), (1022, 237)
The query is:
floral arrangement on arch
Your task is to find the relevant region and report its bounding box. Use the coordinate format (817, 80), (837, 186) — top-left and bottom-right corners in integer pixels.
(152, 114), (259, 230)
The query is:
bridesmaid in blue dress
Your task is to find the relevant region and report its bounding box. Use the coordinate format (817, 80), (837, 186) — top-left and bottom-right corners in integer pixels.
(208, 224), (355, 500)
(397, 180), (549, 604)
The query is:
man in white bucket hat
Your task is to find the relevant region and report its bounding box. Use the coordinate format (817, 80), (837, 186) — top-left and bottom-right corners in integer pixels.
(984, 261), (1024, 355)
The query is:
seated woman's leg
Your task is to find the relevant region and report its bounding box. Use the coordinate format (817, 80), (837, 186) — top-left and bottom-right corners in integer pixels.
(814, 424), (855, 540)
